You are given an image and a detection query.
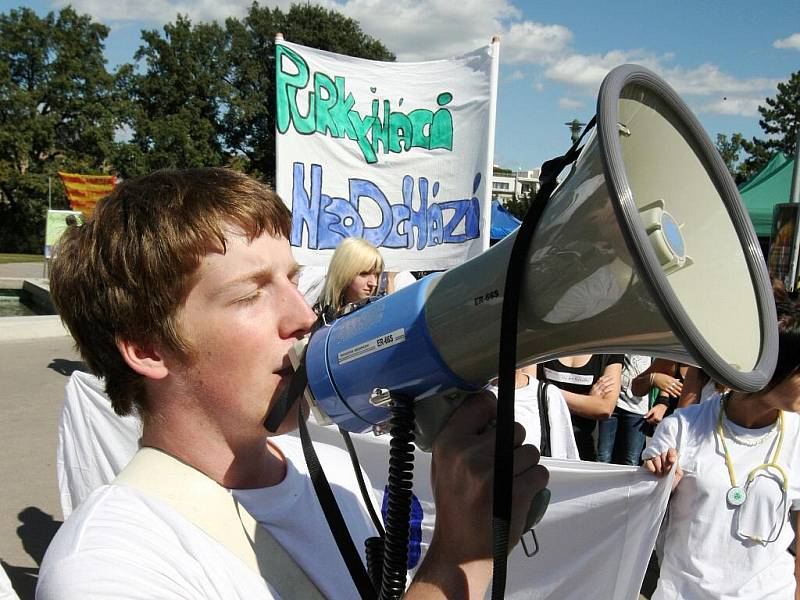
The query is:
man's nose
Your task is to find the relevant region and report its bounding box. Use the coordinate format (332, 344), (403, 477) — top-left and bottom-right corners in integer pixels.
(281, 284), (317, 338)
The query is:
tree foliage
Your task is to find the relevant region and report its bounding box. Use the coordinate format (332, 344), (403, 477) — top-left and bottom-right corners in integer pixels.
(739, 71), (800, 182)
(224, 3), (395, 181)
(715, 132), (747, 185)
(503, 194), (531, 220)
(0, 7), (119, 252)
(0, 2), (394, 251)
(114, 16), (232, 177)
(116, 2), (394, 180)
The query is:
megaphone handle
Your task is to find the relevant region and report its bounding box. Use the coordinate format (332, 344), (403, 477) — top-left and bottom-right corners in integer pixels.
(522, 488), (551, 557)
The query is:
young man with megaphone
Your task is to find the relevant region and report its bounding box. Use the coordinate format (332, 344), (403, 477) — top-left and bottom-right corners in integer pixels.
(37, 167), (549, 600)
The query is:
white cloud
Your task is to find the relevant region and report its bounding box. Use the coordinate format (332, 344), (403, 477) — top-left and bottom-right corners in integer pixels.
(51, 0), (779, 121)
(558, 97), (584, 110)
(500, 20), (572, 64)
(697, 96), (763, 117)
(660, 63), (778, 96)
(338, 0), (519, 60)
(774, 33), (800, 50)
(541, 50), (778, 118)
(52, 0), (263, 23)
(544, 50), (657, 90)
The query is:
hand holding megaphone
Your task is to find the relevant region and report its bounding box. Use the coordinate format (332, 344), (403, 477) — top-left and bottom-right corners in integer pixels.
(426, 392), (550, 559)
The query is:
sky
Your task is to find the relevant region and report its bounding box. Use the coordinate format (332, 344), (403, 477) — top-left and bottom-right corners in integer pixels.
(5, 0), (800, 170)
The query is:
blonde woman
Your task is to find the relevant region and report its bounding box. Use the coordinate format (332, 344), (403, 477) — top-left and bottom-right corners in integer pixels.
(316, 238), (384, 318)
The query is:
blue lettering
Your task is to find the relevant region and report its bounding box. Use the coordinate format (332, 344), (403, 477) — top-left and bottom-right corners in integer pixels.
(288, 162), (482, 251)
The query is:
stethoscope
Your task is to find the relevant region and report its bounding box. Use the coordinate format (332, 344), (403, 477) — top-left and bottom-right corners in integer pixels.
(716, 392), (788, 543)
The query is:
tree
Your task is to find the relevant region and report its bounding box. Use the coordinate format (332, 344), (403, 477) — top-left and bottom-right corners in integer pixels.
(0, 7), (119, 253)
(740, 71), (800, 182)
(715, 132), (747, 185)
(503, 194), (531, 220)
(223, 2), (395, 180)
(115, 3), (394, 181)
(114, 16), (232, 178)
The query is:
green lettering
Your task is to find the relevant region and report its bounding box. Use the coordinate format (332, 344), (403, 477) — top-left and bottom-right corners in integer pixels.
(348, 111), (377, 164)
(408, 109), (432, 149)
(371, 99), (391, 157)
(314, 72), (339, 137)
(389, 111), (413, 153)
(276, 45), (315, 134)
(331, 77), (357, 140)
(430, 92), (453, 150)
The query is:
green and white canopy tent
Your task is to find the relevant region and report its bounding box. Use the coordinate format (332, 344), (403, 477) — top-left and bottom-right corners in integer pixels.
(739, 152), (796, 238)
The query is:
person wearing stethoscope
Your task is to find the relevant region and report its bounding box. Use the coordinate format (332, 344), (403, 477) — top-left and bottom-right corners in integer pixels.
(644, 297), (800, 599)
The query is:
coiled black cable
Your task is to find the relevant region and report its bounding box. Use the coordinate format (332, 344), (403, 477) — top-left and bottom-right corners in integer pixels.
(365, 535), (385, 592)
(379, 395), (416, 600)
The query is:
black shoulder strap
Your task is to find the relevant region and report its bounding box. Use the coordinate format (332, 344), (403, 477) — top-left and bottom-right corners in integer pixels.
(537, 380), (552, 458)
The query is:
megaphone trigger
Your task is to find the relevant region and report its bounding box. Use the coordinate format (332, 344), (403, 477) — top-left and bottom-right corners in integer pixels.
(522, 488), (551, 557)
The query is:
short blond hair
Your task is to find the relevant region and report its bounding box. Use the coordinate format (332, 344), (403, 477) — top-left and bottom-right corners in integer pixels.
(50, 168), (291, 417)
(319, 238), (383, 313)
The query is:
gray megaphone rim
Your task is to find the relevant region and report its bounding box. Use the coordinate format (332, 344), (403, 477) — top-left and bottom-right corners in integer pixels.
(596, 64), (777, 392)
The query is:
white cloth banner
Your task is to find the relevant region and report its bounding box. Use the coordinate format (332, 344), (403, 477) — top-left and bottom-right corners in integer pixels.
(275, 40), (499, 271)
(60, 373), (671, 598)
(58, 371), (141, 519)
(307, 426), (673, 600)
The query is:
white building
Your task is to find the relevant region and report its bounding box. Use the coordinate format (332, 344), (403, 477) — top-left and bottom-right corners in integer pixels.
(491, 168), (541, 206)
(491, 174), (516, 204)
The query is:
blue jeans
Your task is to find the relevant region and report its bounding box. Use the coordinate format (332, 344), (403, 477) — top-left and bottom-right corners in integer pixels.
(597, 406), (647, 465)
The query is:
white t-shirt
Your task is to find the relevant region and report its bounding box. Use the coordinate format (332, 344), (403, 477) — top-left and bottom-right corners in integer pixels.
(643, 398), (800, 599)
(616, 355), (652, 415)
(297, 266), (326, 307)
(37, 436), (379, 600)
(392, 271), (417, 291)
(487, 375), (579, 460)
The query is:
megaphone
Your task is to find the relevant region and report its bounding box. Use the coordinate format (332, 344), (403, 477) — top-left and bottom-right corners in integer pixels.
(298, 64), (777, 447)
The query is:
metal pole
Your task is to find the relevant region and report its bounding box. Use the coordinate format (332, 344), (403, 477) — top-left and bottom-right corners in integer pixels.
(790, 128), (800, 204)
(786, 127), (800, 291)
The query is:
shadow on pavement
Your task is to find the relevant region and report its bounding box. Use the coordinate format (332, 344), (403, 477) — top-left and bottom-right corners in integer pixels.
(46, 359), (85, 377)
(2, 507), (62, 600)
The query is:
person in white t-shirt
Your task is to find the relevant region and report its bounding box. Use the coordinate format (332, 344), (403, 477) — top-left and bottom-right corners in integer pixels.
(644, 299), (800, 599)
(487, 370), (579, 460)
(41, 168), (548, 600)
(597, 355), (652, 465)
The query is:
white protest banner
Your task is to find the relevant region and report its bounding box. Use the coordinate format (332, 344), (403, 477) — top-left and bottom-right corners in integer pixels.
(298, 426), (672, 600)
(275, 39), (499, 271)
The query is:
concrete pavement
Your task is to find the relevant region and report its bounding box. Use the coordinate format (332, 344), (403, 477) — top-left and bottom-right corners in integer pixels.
(0, 335), (81, 600)
(0, 264), (45, 280)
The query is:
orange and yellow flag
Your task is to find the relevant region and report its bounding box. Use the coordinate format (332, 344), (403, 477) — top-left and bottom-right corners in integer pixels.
(57, 172), (117, 217)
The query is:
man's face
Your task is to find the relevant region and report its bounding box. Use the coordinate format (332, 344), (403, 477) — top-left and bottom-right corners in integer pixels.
(172, 229), (316, 439)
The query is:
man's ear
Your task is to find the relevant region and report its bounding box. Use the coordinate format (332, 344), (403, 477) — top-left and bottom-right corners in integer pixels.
(116, 338), (169, 380)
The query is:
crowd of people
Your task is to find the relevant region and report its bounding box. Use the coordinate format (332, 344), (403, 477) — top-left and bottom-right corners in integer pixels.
(31, 167), (800, 599)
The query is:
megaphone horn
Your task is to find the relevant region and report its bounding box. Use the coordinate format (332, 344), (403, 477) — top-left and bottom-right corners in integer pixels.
(298, 64), (777, 447)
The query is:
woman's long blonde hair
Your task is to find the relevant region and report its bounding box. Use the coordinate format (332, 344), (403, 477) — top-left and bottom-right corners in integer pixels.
(319, 238), (384, 313)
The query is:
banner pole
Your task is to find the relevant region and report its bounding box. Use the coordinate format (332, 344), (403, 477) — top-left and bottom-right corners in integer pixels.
(482, 35), (501, 252)
(274, 33), (284, 194)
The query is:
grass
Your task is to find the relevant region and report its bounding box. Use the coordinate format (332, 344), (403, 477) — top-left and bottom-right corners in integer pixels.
(0, 253), (45, 264)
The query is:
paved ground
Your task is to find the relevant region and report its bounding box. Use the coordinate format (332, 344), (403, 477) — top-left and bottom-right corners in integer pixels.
(0, 335), (81, 600)
(0, 264), (46, 279)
